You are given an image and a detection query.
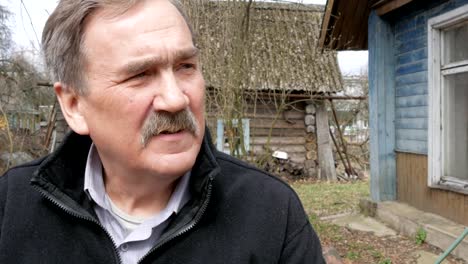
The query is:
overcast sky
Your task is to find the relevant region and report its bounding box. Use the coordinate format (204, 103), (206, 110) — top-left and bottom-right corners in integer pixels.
(1, 0), (367, 75)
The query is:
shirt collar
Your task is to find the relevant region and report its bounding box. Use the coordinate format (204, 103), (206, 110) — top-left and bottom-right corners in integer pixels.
(84, 144), (107, 209)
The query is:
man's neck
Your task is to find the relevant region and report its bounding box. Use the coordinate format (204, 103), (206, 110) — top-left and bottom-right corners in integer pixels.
(103, 170), (180, 218)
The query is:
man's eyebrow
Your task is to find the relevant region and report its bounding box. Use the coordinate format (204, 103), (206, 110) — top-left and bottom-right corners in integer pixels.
(174, 47), (199, 61)
(121, 47), (200, 76)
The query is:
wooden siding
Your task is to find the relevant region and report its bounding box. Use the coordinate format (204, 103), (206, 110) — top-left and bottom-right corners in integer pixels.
(397, 152), (468, 225)
(392, 0), (468, 154)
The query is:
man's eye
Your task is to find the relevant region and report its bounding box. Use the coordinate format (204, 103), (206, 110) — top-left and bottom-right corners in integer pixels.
(178, 63), (196, 71)
(123, 72), (149, 83)
(132, 72), (148, 79)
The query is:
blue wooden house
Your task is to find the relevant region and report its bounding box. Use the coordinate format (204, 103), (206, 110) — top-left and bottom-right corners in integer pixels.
(320, 0), (468, 226)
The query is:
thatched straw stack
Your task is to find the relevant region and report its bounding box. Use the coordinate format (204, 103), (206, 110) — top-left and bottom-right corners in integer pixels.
(181, 0), (343, 94)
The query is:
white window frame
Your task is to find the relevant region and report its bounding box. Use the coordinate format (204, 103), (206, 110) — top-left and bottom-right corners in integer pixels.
(428, 4), (468, 194)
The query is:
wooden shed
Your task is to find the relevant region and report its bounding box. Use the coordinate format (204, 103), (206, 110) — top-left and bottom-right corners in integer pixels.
(320, 0), (468, 225)
(182, 0), (343, 177)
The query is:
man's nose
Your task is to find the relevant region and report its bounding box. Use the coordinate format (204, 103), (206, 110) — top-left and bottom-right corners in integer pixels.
(152, 71), (189, 113)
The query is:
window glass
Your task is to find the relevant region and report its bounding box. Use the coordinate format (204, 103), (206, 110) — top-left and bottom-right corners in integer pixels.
(443, 21), (468, 65)
(443, 72), (468, 180)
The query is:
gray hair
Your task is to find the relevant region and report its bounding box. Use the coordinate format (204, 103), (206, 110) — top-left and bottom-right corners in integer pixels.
(42, 0), (193, 95)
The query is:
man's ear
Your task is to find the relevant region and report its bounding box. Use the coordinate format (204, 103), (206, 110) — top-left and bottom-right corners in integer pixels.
(54, 82), (89, 135)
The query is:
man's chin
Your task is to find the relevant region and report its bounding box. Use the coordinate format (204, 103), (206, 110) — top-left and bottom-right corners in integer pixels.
(149, 153), (198, 179)
(142, 138), (201, 171)
(143, 130), (194, 150)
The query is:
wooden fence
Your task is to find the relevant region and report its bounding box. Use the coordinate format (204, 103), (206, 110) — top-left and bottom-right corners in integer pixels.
(5, 110), (41, 132)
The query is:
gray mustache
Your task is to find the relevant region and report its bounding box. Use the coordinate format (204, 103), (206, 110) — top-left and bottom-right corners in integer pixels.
(140, 109), (199, 147)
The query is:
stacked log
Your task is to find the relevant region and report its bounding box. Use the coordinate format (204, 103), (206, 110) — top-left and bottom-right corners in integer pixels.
(304, 103), (318, 178)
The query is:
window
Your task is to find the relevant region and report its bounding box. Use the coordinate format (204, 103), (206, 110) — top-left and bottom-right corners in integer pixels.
(216, 119), (250, 156)
(428, 4), (468, 193)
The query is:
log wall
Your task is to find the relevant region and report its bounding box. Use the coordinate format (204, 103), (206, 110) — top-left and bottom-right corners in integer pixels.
(206, 97), (308, 164)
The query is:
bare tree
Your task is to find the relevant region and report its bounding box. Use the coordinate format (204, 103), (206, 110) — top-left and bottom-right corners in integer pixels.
(0, 5), (53, 173)
(0, 5), (12, 61)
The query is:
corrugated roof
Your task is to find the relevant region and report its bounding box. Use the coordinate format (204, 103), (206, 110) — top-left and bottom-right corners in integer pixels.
(182, 0), (343, 93)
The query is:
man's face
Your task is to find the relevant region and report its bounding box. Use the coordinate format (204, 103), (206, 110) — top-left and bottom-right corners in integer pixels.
(77, 0), (205, 179)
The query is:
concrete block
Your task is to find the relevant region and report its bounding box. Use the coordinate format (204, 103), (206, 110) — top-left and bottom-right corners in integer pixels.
(376, 202), (423, 237)
(425, 225), (468, 261)
(331, 214), (397, 237)
(376, 201), (468, 262)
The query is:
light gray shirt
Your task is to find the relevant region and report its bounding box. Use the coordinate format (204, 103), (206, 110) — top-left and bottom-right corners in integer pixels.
(84, 145), (191, 264)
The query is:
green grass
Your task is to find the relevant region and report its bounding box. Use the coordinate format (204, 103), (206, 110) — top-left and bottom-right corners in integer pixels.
(291, 180), (370, 217)
(415, 227), (427, 245)
(308, 214), (343, 243)
(379, 258), (392, 264)
(346, 251), (360, 260)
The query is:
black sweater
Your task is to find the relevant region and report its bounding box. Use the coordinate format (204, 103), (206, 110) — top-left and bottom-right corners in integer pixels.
(0, 132), (325, 263)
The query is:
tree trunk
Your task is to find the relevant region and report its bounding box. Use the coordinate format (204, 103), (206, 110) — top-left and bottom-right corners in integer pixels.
(315, 101), (337, 181)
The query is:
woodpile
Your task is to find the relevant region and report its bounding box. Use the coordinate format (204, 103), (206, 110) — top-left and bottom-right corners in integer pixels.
(264, 157), (306, 179)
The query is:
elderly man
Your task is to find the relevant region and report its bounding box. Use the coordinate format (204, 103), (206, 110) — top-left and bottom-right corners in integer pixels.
(0, 0), (325, 263)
